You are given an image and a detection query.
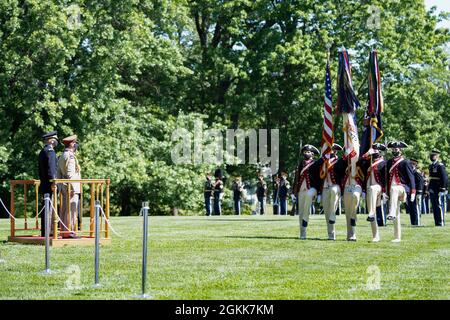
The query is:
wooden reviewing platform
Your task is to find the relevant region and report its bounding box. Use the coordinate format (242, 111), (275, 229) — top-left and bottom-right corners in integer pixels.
(8, 235), (112, 248)
(8, 178), (111, 247)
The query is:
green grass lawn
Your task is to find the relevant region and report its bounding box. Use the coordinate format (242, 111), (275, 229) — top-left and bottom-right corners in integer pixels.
(0, 213), (449, 300)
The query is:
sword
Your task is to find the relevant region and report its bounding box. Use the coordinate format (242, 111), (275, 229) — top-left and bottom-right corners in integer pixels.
(440, 193), (447, 225)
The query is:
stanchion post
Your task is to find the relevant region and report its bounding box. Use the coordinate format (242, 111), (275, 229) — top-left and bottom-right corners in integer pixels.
(44, 193), (51, 274)
(10, 183), (15, 238)
(141, 201), (150, 298)
(94, 200), (100, 287)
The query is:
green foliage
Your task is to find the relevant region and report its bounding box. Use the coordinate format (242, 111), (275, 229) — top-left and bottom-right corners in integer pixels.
(0, 0), (448, 215)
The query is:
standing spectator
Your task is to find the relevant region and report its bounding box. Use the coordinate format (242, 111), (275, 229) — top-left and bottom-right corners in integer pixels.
(428, 150), (448, 226)
(232, 176), (243, 215)
(203, 172), (213, 216)
(256, 174), (267, 215)
(57, 135), (81, 238)
(38, 131), (58, 237)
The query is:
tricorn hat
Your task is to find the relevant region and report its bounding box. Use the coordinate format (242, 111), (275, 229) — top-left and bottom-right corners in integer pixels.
(301, 144), (320, 155)
(42, 131), (58, 140)
(410, 158), (419, 163)
(387, 141), (408, 149)
(372, 143), (387, 151)
(430, 149), (440, 155)
(332, 143), (343, 151)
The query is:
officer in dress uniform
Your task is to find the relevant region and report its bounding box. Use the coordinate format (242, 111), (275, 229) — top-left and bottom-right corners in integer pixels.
(279, 171), (290, 215)
(232, 176), (244, 215)
(256, 174), (267, 215)
(56, 135), (81, 238)
(320, 143), (346, 240)
(408, 159), (424, 226)
(341, 155), (364, 241)
(385, 141), (416, 242)
(428, 150), (448, 226)
(203, 173), (213, 216)
(272, 176), (280, 215)
(38, 131), (59, 237)
(361, 143), (387, 242)
(293, 144), (322, 239)
(213, 169), (224, 215)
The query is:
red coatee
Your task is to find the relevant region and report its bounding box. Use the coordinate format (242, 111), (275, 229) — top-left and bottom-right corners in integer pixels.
(367, 158), (385, 192)
(299, 160), (313, 190)
(328, 159), (338, 185)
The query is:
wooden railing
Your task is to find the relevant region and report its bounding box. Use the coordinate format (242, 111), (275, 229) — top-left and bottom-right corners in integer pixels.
(9, 179), (110, 239)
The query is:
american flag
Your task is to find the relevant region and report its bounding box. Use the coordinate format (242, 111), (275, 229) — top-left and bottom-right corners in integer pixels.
(320, 60), (334, 178)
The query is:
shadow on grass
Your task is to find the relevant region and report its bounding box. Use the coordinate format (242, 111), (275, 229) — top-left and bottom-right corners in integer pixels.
(222, 235), (347, 241)
(202, 218), (291, 222)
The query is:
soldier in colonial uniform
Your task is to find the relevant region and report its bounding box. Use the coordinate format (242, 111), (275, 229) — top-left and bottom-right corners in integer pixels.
(293, 144), (321, 239)
(256, 174), (267, 215)
(361, 143), (387, 242)
(203, 173), (213, 216)
(409, 159), (424, 226)
(38, 131), (59, 237)
(385, 141), (416, 242)
(56, 135), (81, 238)
(272, 175), (280, 215)
(341, 155), (364, 241)
(232, 176), (244, 215)
(428, 150), (448, 226)
(321, 143), (346, 240)
(279, 171), (290, 215)
(213, 169), (224, 215)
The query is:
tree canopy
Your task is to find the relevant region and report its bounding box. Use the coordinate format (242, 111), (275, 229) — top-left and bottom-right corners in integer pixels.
(1, 0), (449, 215)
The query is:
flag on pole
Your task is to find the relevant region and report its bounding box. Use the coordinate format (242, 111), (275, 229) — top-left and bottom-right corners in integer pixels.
(320, 59), (334, 179)
(337, 48), (360, 178)
(360, 50), (384, 155)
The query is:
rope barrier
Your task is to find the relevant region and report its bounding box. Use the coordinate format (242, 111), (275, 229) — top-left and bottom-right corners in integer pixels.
(49, 202), (71, 232)
(0, 197), (16, 221)
(98, 205), (124, 238)
(36, 206), (45, 218)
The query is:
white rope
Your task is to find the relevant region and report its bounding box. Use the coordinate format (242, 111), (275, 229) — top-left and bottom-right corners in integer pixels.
(49, 202), (71, 232)
(36, 206), (45, 218)
(98, 205), (124, 238)
(0, 197), (16, 221)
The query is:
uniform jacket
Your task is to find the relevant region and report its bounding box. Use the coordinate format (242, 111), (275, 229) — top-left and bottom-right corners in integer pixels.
(414, 170), (425, 194)
(386, 157), (416, 195)
(204, 179), (213, 197)
(293, 159), (322, 195)
(213, 179), (223, 195)
(232, 182), (243, 200)
(279, 178), (290, 198)
(361, 155), (387, 193)
(256, 181), (267, 198)
(428, 161), (448, 193)
(319, 155), (347, 192)
(56, 149), (81, 194)
(38, 144), (57, 194)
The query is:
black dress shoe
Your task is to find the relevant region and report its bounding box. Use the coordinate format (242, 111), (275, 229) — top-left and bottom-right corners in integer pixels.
(367, 216), (375, 222)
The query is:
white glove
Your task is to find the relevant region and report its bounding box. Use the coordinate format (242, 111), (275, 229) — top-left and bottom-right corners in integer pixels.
(317, 195), (322, 204)
(410, 193), (415, 202)
(367, 148), (376, 155)
(291, 194), (296, 202)
(382, 193), (389, 203)
(362, 192), (366, 200)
